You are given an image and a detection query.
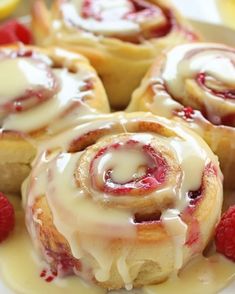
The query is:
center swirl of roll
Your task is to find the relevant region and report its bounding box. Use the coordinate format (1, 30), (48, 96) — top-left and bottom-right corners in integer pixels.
(81, 0), (164, 23)
(62, 0), (172, 42)
(75, 131), (183, 214)
(162, 44), (235, 126)
(90, 139), (167, 195)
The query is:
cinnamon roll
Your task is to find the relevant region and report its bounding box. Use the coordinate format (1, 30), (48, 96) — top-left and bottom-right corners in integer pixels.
(128, 43), (235, 188)
(23, 112), (222, 290)
(32, 0), (199, 109)
(0, 44), (109, 192)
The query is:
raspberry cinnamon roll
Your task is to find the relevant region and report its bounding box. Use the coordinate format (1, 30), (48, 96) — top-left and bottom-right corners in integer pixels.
(128, 43), (235, 188)
(0, 44), (109, 192)
(23, 112), (222, 290)
(32, 0), (199, 109)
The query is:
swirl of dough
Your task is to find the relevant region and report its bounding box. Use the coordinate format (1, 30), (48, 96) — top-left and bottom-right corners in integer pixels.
(62, 0), (174, 43)
(0, 49), (58, 114)
(128, 43), (235, 188)
(24, 112), (222, 290)
(0, 45), (109, 135)
(0, 44), (109, 194)
(161, 43), (235, 126)
(32, 0), (199, 109)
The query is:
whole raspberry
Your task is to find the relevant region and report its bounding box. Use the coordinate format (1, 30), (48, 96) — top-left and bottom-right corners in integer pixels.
(0, 192), (15, 243)
(0, 20), (33, 45)
(215, 205), (235, 261)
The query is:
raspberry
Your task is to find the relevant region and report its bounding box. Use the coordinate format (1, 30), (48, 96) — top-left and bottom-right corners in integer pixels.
(0, 20), (33, 45)
(215, 205), (235, 261)
(0, 192), (15, 243)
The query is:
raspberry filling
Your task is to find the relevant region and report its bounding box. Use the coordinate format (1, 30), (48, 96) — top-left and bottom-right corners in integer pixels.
(197, 72), (235, 100)
(40, 268), (58, 283)
(196, 72), (235, 126)
(82, 0), (161, 21)
(126, 0), (173, 38)
(0, 55), (58, 113)
(221, 113), (235, 126)
(176, 106), (195, 120)
(188, 188), (202, 206)
(81, 0), (172, 40)
(90, 140), (167, 196)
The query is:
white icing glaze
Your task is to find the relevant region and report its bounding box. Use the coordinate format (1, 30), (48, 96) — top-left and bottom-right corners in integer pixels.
(1, 197), (234, 294)
(94, 146), (148, 185)
(0, 58), (53, 104)
(161, 43), (235, 124)
(116, 248), (133, 290)
(0, 196), (105, 294)
(63, 0), (140, 36)
(61, 0), (165, 38)
(169, 131), (207, 210)
(143, 254), (235, 294)
(191, 56), (235, 85)
(162, 43), (235, 95)
(161, 209), (187, 270)
(150, 78), (181, 118)
(2, 67), (97, 133)
(24, 113), (221, 289)
(0, 203), (235, 294)
(28, 151), (135, 238)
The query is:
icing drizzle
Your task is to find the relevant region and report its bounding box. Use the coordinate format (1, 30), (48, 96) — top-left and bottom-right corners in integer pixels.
(61, 0), (174, 42)
(0, 47), (105, 134)
(162, 43), (235, 127)
(24, 113), (222, 289)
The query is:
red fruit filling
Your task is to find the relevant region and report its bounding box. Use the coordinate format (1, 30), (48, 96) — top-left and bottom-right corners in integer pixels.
(205, 161), (218, 177)
(197, 72), (235, 100)
(81, 0), (102, 20)
(125, 0), (173, 38)
(90, 140), (167, 196)
(45, 249), (79, 276)
(40, 268), (58, 283)
(174, 72), (235, 127)
(0, 56), (58, 113)
(81, 0), (173, 40)
(188, 188), (202, 206)
(180, 205), (201, 248)
(221, 113), (235, 127)
(176, 106), (195, 120)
